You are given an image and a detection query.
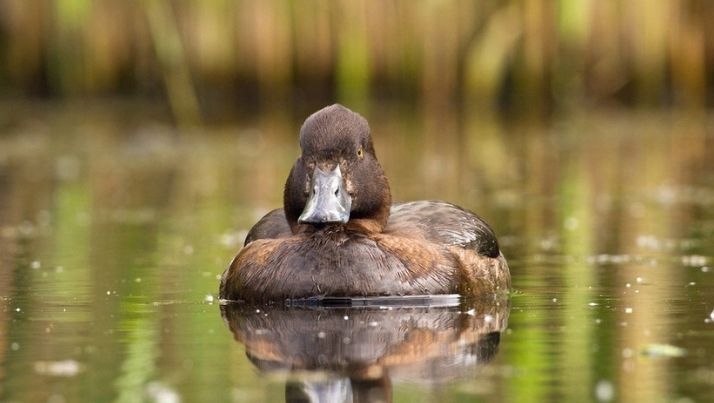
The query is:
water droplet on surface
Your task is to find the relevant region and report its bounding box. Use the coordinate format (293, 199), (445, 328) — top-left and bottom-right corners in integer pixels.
(621, 348), (633, 358)
(145, 381), (180, 403)
(564, 217), (579, 230)
(57, 155), (81, 181)
(34, 360), (81, 377)
(595, 379), (614, 402)
(682, 255), (708, 267)
(640, 343), (687, 358)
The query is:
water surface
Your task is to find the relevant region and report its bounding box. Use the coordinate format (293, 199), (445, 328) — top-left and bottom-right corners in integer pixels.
(0, 105), (712, 402)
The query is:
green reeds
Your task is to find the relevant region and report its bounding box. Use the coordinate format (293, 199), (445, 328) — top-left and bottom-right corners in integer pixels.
(0, 0), (710, 114)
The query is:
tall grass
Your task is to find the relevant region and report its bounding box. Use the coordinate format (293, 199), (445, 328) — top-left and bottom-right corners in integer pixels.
(0, 0), (711, 116)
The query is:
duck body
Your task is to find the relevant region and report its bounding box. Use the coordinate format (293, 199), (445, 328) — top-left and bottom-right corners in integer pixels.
(219, 105), (510, 302)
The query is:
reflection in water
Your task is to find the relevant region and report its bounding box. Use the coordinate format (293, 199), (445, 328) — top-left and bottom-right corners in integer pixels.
(0, 107), (712, 401)
(221, 297), (509, 403)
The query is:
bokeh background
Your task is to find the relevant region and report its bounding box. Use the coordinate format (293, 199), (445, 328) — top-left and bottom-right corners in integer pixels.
(1, 2), (714, 403)
(2, 0), (713, 121)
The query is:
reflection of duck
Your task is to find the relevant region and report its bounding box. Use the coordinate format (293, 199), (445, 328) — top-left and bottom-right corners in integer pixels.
(221, 297), (509, 402)
(220, 104), (510, 301)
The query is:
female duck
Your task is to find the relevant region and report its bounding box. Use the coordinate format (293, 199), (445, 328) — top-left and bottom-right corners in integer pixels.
(220, 104), (510, 302)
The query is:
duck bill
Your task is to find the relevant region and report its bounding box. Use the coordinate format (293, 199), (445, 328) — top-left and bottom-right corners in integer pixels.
(298, 165), (352, 224)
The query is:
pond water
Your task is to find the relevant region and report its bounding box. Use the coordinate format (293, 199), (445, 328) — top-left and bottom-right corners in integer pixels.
(0, 103), (712, 402)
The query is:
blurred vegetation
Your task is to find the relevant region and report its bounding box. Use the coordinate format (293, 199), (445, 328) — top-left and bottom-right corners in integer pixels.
(1, 0), (713, 122)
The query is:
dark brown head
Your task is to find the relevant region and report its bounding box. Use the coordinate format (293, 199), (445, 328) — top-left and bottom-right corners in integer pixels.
(284, 104), (391, 233)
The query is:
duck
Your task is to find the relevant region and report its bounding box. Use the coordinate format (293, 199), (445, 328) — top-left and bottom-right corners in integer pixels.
(219, 104), (510, 302)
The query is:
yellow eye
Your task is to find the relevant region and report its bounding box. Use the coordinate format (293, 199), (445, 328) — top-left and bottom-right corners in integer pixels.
(357, 147), (364, 158)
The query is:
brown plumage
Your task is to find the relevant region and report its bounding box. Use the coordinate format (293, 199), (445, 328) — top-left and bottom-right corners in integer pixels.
(219, 104), (510, 302)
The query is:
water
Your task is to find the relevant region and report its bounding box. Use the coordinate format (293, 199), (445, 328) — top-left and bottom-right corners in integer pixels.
(0, 104), (713, 402)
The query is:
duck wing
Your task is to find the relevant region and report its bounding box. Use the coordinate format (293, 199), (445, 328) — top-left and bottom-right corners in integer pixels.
(244, 208), (292, 246)
(387, 201), (500, 258)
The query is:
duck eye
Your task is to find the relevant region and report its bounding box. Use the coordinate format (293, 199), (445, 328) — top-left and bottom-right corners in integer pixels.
(357, 147), (364, 158)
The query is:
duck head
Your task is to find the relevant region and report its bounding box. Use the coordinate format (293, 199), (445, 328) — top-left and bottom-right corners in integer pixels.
(284, 104), (392, 233)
